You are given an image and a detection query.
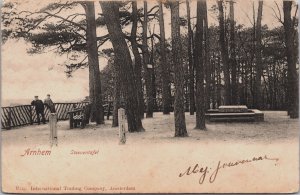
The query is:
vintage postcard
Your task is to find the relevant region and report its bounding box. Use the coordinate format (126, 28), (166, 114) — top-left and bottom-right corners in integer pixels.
(1, 0), (299, 193)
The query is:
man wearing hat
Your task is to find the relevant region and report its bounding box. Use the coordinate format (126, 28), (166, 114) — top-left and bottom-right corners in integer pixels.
(44, 94), (56, 113)
(31, 96), (46, 125)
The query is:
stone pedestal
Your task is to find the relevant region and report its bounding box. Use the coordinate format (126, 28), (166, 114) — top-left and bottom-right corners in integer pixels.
(49, 113), (58, 147)
(118, 108), (126, 144)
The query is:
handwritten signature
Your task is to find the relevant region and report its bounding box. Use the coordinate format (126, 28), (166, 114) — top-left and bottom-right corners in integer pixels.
(178, 155), (279, 184)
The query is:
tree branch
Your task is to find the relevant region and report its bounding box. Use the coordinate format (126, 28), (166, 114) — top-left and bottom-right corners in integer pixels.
(41, 11), (86, 31)
(272, 1), (284, 24)
(147, 5), (159, 14)
(97, 34), (109, 41)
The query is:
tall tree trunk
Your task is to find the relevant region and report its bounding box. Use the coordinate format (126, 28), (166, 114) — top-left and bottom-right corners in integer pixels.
(217, 0), (231, 105)
(112, 58), (121, 127)
(194, 0), (206, 130)
(84, 2), (104, 124)
(186, 0), (196, 115)
(89, 63), (95, 121)
(211, 52), (217, 108)
(251, 2), (256, 108)
(204, 0), (211, 110)
(150, 33), (158, 111)
(254, 1), (263, 109)
(242, 61), (246, 105)
(142, 1), (154, 118)
(217, 54), (222, 106)
(283, 1), (299, 118)
(131, 1), (145, 119)
(158, 2), (172, 114)
(170, 1), (188, 137)
(229, 0), (238, 105)
(100, 1), (144, 132)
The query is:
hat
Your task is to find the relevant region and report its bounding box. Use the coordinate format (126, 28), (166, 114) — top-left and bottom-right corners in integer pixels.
(34, 96), (38, 98)
(47, 94), (51, 96)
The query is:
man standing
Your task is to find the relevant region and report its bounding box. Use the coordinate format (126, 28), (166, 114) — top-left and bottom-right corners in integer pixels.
(44, 94), (57, 146)
(44, 94), (56, 113)
(31, 96), (46, 125)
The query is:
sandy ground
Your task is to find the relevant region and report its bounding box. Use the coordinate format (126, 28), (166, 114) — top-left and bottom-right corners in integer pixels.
(1, 111), (299, 193)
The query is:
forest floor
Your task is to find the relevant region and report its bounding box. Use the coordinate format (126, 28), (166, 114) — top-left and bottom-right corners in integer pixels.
(2, 111), (299, 193)
(2, 111), (298, 146)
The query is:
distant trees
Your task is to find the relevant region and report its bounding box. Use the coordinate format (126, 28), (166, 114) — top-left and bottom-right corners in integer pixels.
(97, 0), (298, 129)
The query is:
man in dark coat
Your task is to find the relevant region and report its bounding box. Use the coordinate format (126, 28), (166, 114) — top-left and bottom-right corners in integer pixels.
(31, 96), (46, 125)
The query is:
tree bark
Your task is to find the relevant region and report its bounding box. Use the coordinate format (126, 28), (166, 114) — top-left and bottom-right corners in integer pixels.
(149, 29), (157, 111)
(100, 1), (145, 132)
(217, 0), (231, 105)
(186, 0), (196, 115)
(159, 2), (172, 114)
(253, 1), (263, 109)
(204, 0), (211, 110)
(112, 58), (121, 127)
(250, 2), (256, 108)
(217, 54), (222, 106)
(211, 52), (217, 108)
(170, 1), (188, 137)
(229, 0), (238, 105)
(194, 0), (206, 130)
(131, 1), (145, 119)
(84, 1), (104, 124)
(142, 1), (154, 118)
(283, 1), (299, 118)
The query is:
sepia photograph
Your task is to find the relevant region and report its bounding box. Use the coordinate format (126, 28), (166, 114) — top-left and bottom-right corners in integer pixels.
(1, 0), (299, 193)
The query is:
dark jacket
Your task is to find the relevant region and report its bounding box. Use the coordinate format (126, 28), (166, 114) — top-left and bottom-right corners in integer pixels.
(44, 98), (56, 113)
(31, 100), (44, 112)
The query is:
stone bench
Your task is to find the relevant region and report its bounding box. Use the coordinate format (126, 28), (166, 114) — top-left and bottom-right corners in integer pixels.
(205, 105), (264, 122)
(205, 112), (256, 122)
(218, 105), (248, 113)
